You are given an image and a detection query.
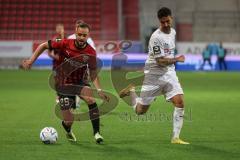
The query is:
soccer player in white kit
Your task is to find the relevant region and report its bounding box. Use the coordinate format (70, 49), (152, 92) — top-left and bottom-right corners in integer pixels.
(119, 7), (189, 144)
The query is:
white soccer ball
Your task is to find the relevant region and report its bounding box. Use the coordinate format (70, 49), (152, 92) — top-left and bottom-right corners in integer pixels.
(40, 127), (58, 144)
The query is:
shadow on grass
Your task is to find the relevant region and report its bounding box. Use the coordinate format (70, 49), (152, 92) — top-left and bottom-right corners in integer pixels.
(168, 143), (240, 159)
(69, 140), (158, 160)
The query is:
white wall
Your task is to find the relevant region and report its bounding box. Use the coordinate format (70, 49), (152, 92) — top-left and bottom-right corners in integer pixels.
(195, 0), (239, 11)
(139, 0), (240, 43)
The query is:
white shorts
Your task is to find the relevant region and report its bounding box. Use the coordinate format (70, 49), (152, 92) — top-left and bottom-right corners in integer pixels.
(137, 72), (183, 105)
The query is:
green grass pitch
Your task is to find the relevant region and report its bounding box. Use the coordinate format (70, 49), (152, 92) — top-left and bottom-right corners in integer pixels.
(0, 70), (240, 160)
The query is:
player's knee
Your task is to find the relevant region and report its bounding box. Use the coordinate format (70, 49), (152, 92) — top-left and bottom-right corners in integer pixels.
(173, 99), (184, 108)
(81, 87), (96, 104)
(171, 95), (184, 108)
(135, 106), (148, 115)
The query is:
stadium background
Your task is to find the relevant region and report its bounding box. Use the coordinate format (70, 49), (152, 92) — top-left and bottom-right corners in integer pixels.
(0, 0), (240, 160)
(1, 0), (240, 70)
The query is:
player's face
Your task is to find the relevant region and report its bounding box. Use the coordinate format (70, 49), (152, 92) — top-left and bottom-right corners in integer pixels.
(75, 27), (89, 46)
(159, 16), (173, 34)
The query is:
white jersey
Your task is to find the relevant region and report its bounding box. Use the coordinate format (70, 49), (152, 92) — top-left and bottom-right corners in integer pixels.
(145, 28), (176, 75)
(139, 28), (183, 104)
(67, 34), (96, 50)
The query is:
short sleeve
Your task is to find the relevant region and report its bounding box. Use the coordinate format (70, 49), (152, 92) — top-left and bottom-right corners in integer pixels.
(48, 39), (67, 50)
(149, 37), (165, 58)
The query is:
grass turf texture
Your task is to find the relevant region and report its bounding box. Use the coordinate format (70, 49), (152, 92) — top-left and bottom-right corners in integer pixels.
(0, 70), (240, 160)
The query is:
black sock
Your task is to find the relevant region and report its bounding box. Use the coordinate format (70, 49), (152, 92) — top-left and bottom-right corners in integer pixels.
(62, 121), (71, 133)
(88, 103), (100, 135)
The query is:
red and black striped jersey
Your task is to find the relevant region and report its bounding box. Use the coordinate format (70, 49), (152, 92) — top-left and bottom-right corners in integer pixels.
(48, 39), (96, 86)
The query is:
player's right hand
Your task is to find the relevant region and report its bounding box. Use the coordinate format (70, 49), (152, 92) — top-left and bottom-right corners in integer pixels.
(53, 54), (60, 61)
(98, 90), (110, 102)
(21, 59), (33, 70)
(176, 55), (185, 62)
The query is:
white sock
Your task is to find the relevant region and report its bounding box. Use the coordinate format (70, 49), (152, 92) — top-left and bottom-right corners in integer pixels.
(130, 88), (138, 111)
(76, 96), (81, 108)
(172, 107), (184, 139)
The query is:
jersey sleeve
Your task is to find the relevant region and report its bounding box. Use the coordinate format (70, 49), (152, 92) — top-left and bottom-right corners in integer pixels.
(150, 37), (165, 58)
(48, 39), (67, 50)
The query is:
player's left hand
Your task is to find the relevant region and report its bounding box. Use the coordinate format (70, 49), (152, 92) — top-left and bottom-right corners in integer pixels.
(97, 90), (110, 102)
(21, 59), (33, 70)
(176, 55), (185, 62)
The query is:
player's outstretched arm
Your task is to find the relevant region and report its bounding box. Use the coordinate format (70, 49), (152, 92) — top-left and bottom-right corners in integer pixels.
(156, 55), (185, 67)
(21, 42), (49, 69)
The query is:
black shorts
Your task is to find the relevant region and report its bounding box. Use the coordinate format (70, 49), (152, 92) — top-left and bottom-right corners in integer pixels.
(57, 94), (76, 110)
(57, 81), (90, 110)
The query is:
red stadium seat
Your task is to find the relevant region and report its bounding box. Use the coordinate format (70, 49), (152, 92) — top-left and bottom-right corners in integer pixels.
(0, 0), (103, 40)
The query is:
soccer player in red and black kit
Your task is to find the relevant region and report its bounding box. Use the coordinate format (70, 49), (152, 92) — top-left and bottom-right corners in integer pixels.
(48, 23), (105, 143)
(21, 22), (109, 144)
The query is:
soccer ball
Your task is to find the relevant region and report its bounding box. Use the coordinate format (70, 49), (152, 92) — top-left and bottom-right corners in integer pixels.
(40, 127), (58, 144)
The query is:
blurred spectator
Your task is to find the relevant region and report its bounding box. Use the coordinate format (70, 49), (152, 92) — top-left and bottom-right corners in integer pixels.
(48, 24), (65, 64)
(201, 46), (212, 70)
(53, 23), (65, 40)
(217, 42), (227, 70)
(208, 43), (218, 56)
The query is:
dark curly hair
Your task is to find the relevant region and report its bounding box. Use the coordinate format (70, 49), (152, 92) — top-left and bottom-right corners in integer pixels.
(157, 7), (172, 19)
